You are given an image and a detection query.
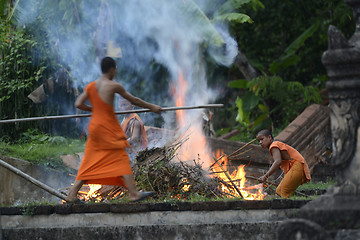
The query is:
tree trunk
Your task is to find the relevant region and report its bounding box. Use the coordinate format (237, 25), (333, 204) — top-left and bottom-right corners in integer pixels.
(234, 49), (259, 80)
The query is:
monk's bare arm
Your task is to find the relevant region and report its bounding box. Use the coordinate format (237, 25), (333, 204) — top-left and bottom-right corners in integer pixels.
(114, 83), (162, 113)
(259, 147), (282, 181)
(75, 91), (92, 112)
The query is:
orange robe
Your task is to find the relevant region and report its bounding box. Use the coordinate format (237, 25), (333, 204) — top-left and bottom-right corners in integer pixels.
(121, 113), (148, 149)
(269, 141), (311, 198)
(76, 82), (133, 186)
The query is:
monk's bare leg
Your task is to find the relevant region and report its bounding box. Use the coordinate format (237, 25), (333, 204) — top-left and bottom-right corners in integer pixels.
(122, 175), (141, 201)
(65, 180), (85, 202)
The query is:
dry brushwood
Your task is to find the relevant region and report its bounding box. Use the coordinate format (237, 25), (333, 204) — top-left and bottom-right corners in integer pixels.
(77, 142), (229, 202)
(134, 145), (227, 200)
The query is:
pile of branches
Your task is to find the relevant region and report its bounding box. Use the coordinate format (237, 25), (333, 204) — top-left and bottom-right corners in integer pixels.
(133, 144), (228, 200)
(78, 141), (237, 202)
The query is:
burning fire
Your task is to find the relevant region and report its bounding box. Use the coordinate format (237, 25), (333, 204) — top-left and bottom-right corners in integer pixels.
(75, 66), (266, 202)
(171, 68), (213, 168)
(79, 184), (102, 201)
(174, 69), (187, 127)
(172, 68), (265, 200)
(211, 150), (265, 200)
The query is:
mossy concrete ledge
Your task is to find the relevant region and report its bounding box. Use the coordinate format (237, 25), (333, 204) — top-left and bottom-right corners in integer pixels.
(0, 199), (308, 240)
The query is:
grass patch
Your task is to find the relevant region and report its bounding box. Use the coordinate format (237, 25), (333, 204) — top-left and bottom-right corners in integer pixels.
(0, 129), (85, 170)
(297, 180), (335, 191)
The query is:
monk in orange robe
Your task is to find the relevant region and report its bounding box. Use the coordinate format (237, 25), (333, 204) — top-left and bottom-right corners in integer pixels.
(122, 113), (148, 148)
(65, 57), (162, 203)
(257, 129), (311, 198)
(118, 99), (149, 165)
(119, 99), (149, 150)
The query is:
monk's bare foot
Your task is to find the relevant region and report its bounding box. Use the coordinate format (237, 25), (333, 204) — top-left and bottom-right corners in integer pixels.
(65, 193), (80, 203)
(64, 196), (84, 204)
(128, 191), (141, 201)
(64, 196), (78, 203)
(130, 191), (155, 202)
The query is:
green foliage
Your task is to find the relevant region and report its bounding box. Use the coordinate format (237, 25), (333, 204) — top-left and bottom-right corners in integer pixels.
(22, 204), (35, 216)
(229, 75), (321, 131)
(212, 0), (257, 24)
(248, 75), (321, 104)
(0, 130), (85, 170)
(18, 129), (68, 145)
(0, 23), (45, 102)
(211, 1), (353, 138)
(0, 19), (57, 139)
(214, 13), (253, 24)
(21, 200), (54, 216)
(269, 22), (320, 74)
(232, 0), (355, 85)
(297, 180), (335, 191)
(221, 0), (353, 135)
(0, 11), (80, 139)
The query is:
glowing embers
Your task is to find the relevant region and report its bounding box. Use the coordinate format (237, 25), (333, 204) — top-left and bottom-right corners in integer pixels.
(78, 184), (126, 202)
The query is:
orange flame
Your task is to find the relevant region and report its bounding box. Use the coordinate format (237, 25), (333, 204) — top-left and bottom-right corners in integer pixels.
(77, 65), (265, 202)
(171, 66), (265, 200)
(211, 151), (266, 200)
(79, 184), (102, 202)
(175, 69), (187, 128)
(171, 68), (214, 169)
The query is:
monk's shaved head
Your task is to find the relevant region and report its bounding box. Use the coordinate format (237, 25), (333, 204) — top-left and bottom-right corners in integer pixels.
(257, 129), (273, 139)
(101, 57), (116, 74)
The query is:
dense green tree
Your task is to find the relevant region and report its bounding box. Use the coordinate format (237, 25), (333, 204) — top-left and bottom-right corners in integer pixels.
(211, 0), (355, 138)
(0, 1), (81, 140)
(232, 0), (354, 84)
(1, 0), (355, 141)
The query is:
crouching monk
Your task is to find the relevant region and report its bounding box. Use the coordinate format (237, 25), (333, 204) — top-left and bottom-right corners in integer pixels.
(257, 129), (311, 198)
(65, 57), (162, 203)
(119, 99), (149, 157)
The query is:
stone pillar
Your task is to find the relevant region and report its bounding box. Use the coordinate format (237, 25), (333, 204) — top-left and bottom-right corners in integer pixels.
(322, 0), (360, 190)
(277, 1), (360, 239)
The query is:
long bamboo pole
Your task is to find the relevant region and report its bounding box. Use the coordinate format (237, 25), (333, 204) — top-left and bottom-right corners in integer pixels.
(0, 104), (224, 124)
(0, 159), (68, 201)
(208, 138), (257, 169)
(227, 138), (257, 158)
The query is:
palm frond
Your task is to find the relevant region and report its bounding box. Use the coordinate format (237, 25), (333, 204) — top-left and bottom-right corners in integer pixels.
(214, 13), (253, 24)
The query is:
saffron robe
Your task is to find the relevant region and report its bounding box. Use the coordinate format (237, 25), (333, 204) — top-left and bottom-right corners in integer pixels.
(269, 141), (311, 197)
(76, 82), (133, 186)
(121, 113), (148, 149)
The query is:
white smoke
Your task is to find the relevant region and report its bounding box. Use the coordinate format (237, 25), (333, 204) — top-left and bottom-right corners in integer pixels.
(17, 0), (238, 159)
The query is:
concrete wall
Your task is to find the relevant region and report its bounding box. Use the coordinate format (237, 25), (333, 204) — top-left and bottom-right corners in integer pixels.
(1, 199), (358, 240)
(0, 156), (74, 205)
(1, 200), (305, 240)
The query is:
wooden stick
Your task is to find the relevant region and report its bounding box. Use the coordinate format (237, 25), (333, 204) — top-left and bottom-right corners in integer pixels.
(0, 159), (67, 201)
(208, 154), (226, 170)
(228, 148), (253, 160)
(227, 138), (257, 158)
(208, 139), (256, 170)
(0, 104), (224, 124)
(212, 156), (244, 199)
(246, 176), (310, 198)
(246, 176), (277, 186)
